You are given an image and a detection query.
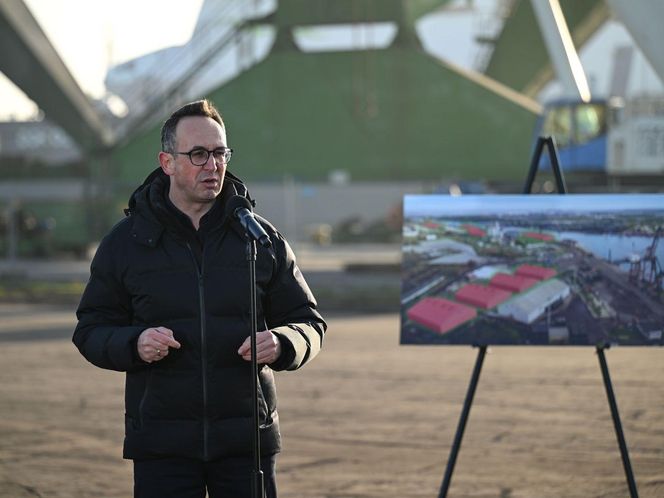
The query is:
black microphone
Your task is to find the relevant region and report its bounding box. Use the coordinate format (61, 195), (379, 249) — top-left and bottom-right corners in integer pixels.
(227, 195), (272, 248)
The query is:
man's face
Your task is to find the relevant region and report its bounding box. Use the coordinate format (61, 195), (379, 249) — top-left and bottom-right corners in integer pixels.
(160, 116), (228, 210)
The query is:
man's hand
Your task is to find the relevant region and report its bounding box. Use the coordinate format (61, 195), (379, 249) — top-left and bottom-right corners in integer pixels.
(137, 326), (181, 363)
(238, 330), (282, 365)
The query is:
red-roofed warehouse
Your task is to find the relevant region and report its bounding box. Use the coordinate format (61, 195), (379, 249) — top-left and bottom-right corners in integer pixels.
(516, 264), (557, 280)
(489, 273), (539, 292)
(455, 284), (512, 309)
(462, 224), (486, 237)
(407, 297), (477, 334)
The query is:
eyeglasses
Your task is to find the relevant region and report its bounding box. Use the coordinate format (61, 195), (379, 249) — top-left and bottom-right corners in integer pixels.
(172, 147), (233, 166)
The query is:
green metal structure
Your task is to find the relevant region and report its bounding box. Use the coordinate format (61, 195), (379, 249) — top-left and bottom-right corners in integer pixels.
(112, 0), (541, 193)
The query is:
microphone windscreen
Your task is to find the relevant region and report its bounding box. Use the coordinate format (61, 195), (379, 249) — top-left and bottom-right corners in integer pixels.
(226, 195), (252, 215)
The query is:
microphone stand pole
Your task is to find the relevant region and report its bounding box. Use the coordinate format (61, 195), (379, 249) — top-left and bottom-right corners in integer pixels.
(246, 236), (264, 498)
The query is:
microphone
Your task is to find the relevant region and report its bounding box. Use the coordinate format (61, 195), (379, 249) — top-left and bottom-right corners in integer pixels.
(227, 195), (272, 248)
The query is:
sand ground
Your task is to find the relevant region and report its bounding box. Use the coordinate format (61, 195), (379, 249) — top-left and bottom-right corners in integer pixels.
(0, 303), (662, 497)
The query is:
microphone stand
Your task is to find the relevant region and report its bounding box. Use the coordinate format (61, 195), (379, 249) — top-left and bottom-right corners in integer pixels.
(245, 236), (265, 498)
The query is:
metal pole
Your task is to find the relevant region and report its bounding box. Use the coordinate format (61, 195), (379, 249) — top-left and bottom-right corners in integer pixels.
(439, 345), (488, 498)
(247, 238), (264, 498)
(596, 346), (639, 498)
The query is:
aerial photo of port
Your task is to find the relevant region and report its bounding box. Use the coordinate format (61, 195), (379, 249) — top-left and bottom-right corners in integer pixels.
(401, 194), (664, 346)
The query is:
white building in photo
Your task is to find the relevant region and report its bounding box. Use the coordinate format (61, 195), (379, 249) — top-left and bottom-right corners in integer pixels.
(497, 279), (571, 324)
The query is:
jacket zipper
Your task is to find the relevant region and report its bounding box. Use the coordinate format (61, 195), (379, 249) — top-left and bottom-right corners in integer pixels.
(187, 242), (209, 460)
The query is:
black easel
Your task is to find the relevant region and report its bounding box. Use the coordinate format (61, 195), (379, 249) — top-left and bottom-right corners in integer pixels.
(597, 345), (639, 498)
(246, 238), (265, 498)
(522, 135), (567, 195)
(438, 344), (486, 498)
(438, 136), (639, 498)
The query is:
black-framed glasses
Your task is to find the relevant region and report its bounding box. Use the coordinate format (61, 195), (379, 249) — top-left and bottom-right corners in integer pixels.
(173, 147), (233, 166)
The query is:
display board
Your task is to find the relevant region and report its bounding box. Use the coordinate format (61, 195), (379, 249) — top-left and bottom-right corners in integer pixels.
(401, 194), (664, 346)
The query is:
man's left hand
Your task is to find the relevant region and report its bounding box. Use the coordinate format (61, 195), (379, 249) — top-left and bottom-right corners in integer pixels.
(238, 330), (282, 365)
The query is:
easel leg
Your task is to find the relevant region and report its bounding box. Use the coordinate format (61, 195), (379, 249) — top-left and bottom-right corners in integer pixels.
(438, 345), (487, 498)
(596, 346), (639, 498)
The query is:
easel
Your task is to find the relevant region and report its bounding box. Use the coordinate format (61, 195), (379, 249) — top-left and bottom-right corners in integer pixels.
(438, 136), (640, 498)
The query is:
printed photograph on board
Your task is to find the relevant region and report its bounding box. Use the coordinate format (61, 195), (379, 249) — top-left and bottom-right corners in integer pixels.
(401, 195), (664, 346)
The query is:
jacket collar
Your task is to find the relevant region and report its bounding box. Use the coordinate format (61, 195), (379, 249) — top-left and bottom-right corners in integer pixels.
(125, 167), (254, 247)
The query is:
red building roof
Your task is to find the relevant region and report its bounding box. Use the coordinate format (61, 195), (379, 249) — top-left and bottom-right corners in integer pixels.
(455, 283), (512, 309)
(407, 297), (477, 334)
(516, 264), (557, 280)
(522, 232), (554, 242)
(489, 273), (539, 293)
(423, 221), (440, 229)
(461, 224), (486, 237)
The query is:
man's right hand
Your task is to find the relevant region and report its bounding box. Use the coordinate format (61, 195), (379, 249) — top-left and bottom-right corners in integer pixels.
(137, 327), (181, 363)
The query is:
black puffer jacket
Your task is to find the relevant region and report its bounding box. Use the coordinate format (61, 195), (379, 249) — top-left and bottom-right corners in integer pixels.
(73, 168), (326, 461)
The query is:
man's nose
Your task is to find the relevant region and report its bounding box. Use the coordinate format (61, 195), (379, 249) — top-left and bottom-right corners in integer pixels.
(203, 154), (219, 170)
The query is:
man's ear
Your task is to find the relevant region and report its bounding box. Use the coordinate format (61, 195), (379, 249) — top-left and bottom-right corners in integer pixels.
(158, 151), (175, 176)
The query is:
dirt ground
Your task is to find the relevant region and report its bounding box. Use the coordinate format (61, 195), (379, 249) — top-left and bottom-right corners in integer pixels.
(0, 303), (662, 497)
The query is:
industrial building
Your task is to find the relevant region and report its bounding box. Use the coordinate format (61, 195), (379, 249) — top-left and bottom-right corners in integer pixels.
(6, 0), (660, 256)
(516, 264), (558, 280)
(403, 238), (483, 266)
(455, 283), (512, 309)
(462, 225), (486, 237)
(489, 272), (539, 292)
(496, 279), (571, 324)
(407, 297), (477, 335)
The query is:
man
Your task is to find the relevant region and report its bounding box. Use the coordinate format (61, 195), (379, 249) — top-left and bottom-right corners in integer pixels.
(73, 99), (326, 498)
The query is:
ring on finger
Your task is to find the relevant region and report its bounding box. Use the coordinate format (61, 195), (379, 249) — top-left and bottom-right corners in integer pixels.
(156, 348), (161, 355)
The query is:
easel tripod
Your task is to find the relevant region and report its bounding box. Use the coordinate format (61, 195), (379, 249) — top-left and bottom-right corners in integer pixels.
(438, 136), (640, 498)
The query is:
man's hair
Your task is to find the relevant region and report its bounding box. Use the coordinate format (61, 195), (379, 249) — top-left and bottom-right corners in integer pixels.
(160, 99), (225, 153)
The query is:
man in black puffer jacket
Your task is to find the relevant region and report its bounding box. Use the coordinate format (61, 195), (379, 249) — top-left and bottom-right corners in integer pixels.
(73, 99), (326, 498)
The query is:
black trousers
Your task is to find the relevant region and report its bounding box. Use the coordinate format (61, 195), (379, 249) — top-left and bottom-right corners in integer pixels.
(133, 455), (277, 498)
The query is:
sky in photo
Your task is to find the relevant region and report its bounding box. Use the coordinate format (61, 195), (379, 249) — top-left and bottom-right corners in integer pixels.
(404, 194), (664, 217)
